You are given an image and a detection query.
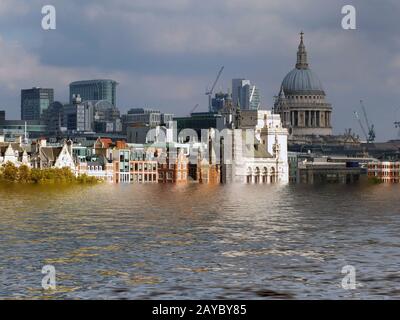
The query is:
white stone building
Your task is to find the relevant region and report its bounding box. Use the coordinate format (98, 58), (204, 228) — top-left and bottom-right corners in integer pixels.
(216, 110), (289, 184)
(0, 136), (30, 167)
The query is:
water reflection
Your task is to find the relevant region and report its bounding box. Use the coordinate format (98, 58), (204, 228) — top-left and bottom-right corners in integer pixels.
(0, 182), (400, 299)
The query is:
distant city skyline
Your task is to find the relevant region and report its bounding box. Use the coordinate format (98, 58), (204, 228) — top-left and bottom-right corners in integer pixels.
(1, 0), (400, 141)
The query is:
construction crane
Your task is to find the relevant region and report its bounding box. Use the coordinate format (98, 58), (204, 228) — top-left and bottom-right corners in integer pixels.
(360, 100), (375, 143)
(394, 106), (400, 138)
(354, 111), (368, 142)
(354, 100), (375, 143)
(189, 103), (199, 116)
(205, 66), (224, 112)
(395, 120), (400, 138)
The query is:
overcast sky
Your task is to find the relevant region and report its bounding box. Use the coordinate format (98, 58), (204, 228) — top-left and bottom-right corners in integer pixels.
(0, 0), (399, 141)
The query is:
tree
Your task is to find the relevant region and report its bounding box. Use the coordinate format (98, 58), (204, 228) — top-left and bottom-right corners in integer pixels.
(30, 168), (44, 184)
(0, 164), (99, 185)
(1, 162), (18, 182)
(18, 165), (31, 183)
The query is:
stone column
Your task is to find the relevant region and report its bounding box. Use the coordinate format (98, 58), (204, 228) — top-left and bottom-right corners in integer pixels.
(313, 111), (317, 127)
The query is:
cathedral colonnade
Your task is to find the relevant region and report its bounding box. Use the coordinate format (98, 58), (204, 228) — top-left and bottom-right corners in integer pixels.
(284, 110), (332, 128)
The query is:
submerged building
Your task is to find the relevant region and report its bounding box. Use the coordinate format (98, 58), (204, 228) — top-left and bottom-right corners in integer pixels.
(274, 32), (333, 138)
(368, 161), (400, 183)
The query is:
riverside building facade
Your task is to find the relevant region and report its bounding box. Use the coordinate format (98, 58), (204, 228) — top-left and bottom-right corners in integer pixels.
(368, 161), (400, 183)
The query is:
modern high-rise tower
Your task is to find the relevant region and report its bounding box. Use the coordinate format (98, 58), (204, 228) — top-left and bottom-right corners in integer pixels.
(21, 87), (54, 121)
(231, 79), (261, 110)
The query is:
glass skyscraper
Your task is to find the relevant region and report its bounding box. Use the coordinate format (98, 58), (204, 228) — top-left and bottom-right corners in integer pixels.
(231, 79), (261, 110)
(69, 79), (118, 106)
(21, 87), (54, 121)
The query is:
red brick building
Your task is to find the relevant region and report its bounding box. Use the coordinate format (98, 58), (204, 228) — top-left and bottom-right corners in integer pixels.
(158, 148), (188, 184)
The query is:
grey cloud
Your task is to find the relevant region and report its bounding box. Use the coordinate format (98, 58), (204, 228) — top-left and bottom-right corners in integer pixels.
(0, 0), (399, 140)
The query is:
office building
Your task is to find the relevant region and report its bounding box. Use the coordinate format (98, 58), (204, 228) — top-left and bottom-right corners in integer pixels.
(122, 108), (173, 128)
(69, 79), (118, 106)
(63, 95), (94, 132)
(86, 100), (121, 133)
(0, 110), (5, 121)
(211, 92), (232, 112)
(122, 108), (173, 140)
(0, 120), (47, 140)
(21, 87), (54, 120)
(174, 112), (226, 138)
(42, 101), (64, 134)
(232, 79), (261, 110)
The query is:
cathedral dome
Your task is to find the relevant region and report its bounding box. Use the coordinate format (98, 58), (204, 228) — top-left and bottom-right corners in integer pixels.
(281, 32), (325, 96)
(282, 68), (324, 95)
(274, 32), (333, 137)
